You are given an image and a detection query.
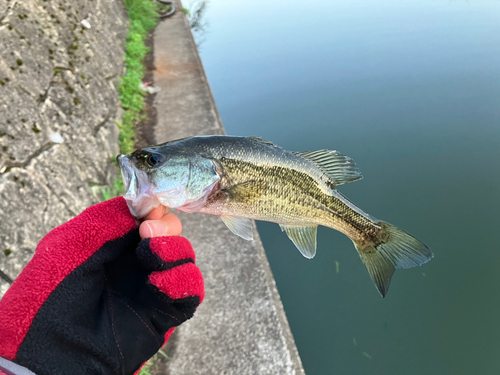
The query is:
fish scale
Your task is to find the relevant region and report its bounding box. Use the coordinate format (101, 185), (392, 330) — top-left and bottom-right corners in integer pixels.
(117, 135), (433, 297)
(212, 157), (377, 242)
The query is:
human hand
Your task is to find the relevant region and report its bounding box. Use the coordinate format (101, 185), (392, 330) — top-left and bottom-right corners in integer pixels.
(139, 205), (183, 239)
(0, 197), (204, 375)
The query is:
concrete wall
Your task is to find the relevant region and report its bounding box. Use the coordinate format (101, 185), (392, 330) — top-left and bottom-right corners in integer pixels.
(150, 4), (306, 374)
(0, 0), (128, 296)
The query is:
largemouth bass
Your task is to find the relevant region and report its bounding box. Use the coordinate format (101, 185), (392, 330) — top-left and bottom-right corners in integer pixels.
(117, 136), (433, 297)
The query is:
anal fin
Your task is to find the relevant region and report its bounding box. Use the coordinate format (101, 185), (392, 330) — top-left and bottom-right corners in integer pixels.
(221, 216), (254, 241)
(280, 225), (318, 259)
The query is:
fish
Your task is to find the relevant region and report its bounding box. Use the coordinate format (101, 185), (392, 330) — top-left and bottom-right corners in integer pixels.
(117, 135), (433, 297)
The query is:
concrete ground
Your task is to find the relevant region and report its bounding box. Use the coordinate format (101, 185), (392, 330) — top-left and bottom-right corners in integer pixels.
(0, 0), (128, 297)
(150, 2), (306, 374)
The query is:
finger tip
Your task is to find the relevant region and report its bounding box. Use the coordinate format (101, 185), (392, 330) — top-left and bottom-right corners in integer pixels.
(139, 222), (152, 239)
(140, 221), (166, 239)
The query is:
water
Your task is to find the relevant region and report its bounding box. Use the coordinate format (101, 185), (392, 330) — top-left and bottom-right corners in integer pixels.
(190, 0), (500, 373)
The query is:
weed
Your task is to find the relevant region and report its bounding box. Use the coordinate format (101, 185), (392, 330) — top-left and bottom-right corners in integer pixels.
(100, 171), (125, 200)
(118, 0), (158, 155)
(103, 0), (158, 201)
(155, 1), (172, 14)
(137, 349), (170, 375)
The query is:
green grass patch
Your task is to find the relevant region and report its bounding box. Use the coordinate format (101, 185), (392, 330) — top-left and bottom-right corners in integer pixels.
(104, 0), (158, 200)
(101, 174), (126, 201)
(118, 0), (158, 155)
(138, 349), (170, 375)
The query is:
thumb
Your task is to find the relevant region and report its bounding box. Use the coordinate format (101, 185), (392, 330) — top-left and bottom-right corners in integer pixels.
(139, 206), (182, 239)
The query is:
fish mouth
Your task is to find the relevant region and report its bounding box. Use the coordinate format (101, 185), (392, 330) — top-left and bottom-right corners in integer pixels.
(117, 154), (159, 218)
(117, 154), (135, 198)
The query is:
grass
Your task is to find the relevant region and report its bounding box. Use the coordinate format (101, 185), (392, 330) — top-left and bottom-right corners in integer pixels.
(155, 1), (173, 14)
(138, 349), (170, 375)
(118, 0), (158, 155)
(100, 175), (126, 201)
(103, 0), (158, 199)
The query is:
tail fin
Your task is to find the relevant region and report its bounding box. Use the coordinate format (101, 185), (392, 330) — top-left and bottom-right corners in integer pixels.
(354, 222), (433, 297)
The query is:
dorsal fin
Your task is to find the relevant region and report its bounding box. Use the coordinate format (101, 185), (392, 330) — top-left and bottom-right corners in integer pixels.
(298, 150), (362, 186)
(248, 137), (279, 147)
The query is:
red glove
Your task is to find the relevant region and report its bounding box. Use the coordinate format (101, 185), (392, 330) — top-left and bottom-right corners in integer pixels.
(0, 197), (204, 375)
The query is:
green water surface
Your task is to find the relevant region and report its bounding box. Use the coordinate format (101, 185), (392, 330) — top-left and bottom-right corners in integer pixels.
(194, 0), (500, 373)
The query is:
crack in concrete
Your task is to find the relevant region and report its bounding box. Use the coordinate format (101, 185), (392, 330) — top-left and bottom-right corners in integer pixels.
(43, 181), (78, 217)
(0, 142), (54, 174)
(37, 68), (81, 109)
(53, 66), (73, 72)
(38, 73), (58, 105)
(41, 196), (50, 227)
(0, 0), (17, 24)
(37, 65), (74, 106)
(21, 155), (79, 218)
(10, 23), (34, 47)
(17, 84), (37, 100)
(0, 268), (13, 284)
(105, 73), (118, 81)
(92, 112), (113, 136)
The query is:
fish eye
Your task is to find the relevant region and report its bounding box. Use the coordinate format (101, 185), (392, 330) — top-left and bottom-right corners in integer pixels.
(146, 153), (163, 168)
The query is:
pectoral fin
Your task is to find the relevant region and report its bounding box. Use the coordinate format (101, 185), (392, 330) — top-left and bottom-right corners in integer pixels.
(221, 216), (254, 241)
(280, 225), (318, 259)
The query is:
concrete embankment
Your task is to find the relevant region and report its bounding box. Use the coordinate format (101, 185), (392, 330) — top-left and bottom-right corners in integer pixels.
(0, 0), (306, 373)
(151, 2), (305, 374)
(0, 0), (128, 296)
